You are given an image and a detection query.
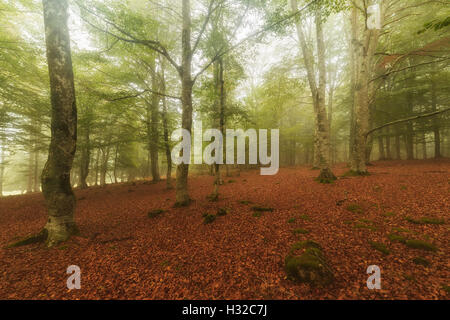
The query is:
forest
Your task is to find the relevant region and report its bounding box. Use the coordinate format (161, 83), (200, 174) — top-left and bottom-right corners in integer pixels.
(0, 0), (449, 301)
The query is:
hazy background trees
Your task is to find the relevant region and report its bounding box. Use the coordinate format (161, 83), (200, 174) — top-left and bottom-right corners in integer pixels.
(0, 0), (449, 196)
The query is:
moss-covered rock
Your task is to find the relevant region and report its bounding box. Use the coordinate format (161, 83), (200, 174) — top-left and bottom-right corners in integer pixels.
(387, 233), (406, 243)
(217, 208), (228, 216)
(412, 257), (430, 267)
(369, 241), (390, 255)
(346, 204), (364, 214)
(405, 239), (437, 252)
(284, 241), (333, 287)
(251, 206), (274, 212)
(293, 228), (309, 235)
(148, 209), (165, 218)
(203, 214), (216, 224)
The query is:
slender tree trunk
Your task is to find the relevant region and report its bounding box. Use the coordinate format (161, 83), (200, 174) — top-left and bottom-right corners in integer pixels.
(290, 0), (335, 182)
(27, 146), (33, 193)
(395, 131), (401, 159)
(79, 124), (90, 189)
(0, 139), (5, 197)
(149, 60), (161, 182)
(34, 148), (39, 192)
(94, 148), (100, 186)
(211, 58), (225, 200)
(385, 126), (392, 159)
(100, 146), (110, 186)
(378, 133), (385, 160)
(40, 0), (78, 246)
(160, 65), (173, 189)
(175, 0), (193, 206)
(431, 80), (441, 158)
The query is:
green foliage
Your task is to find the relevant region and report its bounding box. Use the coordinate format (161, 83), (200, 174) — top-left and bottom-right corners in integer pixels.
(369, 241), (390, 255)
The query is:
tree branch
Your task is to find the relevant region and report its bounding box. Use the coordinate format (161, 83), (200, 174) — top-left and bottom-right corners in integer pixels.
(365, 108), (450, 137)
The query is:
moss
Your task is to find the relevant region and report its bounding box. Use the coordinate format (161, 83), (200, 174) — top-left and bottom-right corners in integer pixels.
(400, 185), (407, 190)
(405, 216), (421, 224)
(299, 214), (311, 220)
(442, 285), (450, 293)
(383, 211), (396, 217)
(353, 223), (377, 231)
(251, 206), (274, 212)
(148, 209), (165, 218)
(284, 241), (333, 287)
(412, 257), (430, 267)
(239, 200), (252, 205)
(57, 245), (69, 250)
(405, 216), (445, 225)
(369, 241), (390, 255)
(293, 228), (309, 235)
(203, 214), (216, 224)
(290, 240), (322, 252)
(252, 212), (262, 217)
(287, 218), (296, 223)
(387, 233), (406, 243)
(405, 239), (437, 252)
(392, 227), (413, 233)
(343, 220), (353, 225)
(359, 218), (375, 224)
(217, 208), (228, 216)
(420, 217), (445, 225)
(346, 204), (364, 214)
(228, 179), (236, 183)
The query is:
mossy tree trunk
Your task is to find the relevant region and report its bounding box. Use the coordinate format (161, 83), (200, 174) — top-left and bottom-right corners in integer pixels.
(41, 0), (78, 247)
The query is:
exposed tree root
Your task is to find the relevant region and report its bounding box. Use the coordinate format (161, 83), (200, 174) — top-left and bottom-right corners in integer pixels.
(315, 168), (337, 184)
(6, 229), (48, 248)
(342, 170), (371, 177)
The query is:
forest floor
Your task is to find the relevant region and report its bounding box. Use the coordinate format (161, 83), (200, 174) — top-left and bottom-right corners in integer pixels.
(0, 159), (449, 300)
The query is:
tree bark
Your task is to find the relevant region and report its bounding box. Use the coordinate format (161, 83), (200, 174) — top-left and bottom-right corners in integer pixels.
(79, 123), (90, 189)
(175, 0), (193, 206)
(41, 0), (78, 246)
(349, 1), (381, 174)
(160, 63), (173, 189)
(290, 0), (335, 182)
(431, 80), (441, 158)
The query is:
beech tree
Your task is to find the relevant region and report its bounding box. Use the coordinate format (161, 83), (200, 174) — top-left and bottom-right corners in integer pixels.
(40, 0), (79, 246)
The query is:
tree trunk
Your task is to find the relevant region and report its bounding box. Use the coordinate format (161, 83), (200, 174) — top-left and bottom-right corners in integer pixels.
(431, 80), (441, 158)
(349, 2), (381, 174)
(27, 146), (33, 193)
(175, 0), (193, 206)
(395, 130), (401, 159)
(211, 58), (225, 200)
(385, 126), (392, 159)
(0, 140), (4, 197)
(149, 59), (161, 182)
(290, 0), (335, 182)
(40, 0), (78, 247)
(79, 125), (90, 189)
(100, 146), (110, 186)
(160, 64), (173, 189)
(94, 148), (100, 186)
